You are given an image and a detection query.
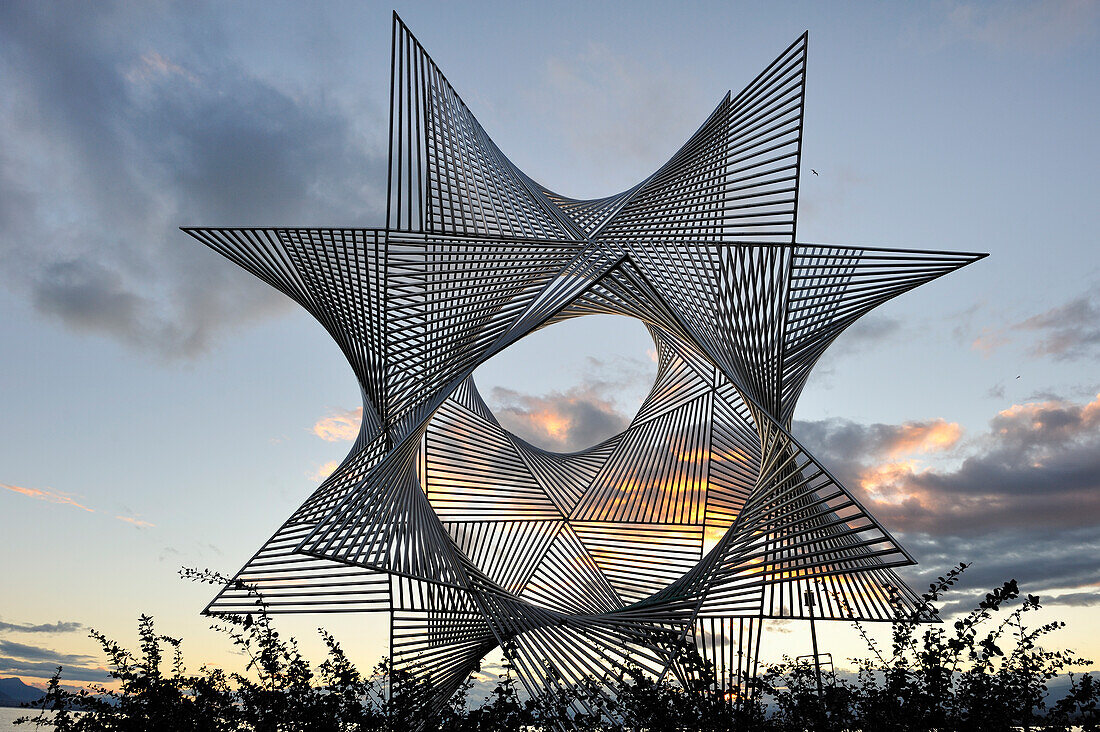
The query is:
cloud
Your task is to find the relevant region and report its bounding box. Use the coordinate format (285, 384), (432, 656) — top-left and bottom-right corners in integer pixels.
(1, 483), (94, 513)
(125, 50), (198, 86)
(1014, 297), (1100, 361)
(799, 393), (1100, 603)
(488, 385), (632, 453)
(802, 393), (1100, 535)
(899, 527), (1100, 617)
(0, 640), (97, 667)
(308, 460), (341, 482)
(0, 3), (386, 358)
(0, 658), (110, 684)
(885, 420), (963, 457)
(3, 481), (155, 528)
(942, 0), (1100, 53)
(793, 418), (960, 510)
(838, 315), (902, 350)
(971, 326), (1010, 356)
(1044, 591), (1100, 608)
(794, 418), (961, 466)
(0, 619), (82, 634)
(964, 293), (1100, 361)
(312, 407), (363, 442)
(115, 515), (155, 529)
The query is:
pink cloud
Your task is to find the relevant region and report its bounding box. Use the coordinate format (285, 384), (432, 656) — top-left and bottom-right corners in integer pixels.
(125, 51), (198, 85)
(3, 482), (156, 528)
(1, 483), (94, 513)
(970, 327), (1010, 356)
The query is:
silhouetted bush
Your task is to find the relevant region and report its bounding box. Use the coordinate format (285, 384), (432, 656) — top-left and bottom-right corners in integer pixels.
(16, 564), (1100, 730)
(759, 564), (1099, 731)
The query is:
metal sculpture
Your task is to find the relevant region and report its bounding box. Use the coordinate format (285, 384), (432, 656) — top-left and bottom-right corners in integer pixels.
(184, 12), (984, 719)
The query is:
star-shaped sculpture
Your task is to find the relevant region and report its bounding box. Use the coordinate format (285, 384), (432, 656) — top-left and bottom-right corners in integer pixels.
(184, 13), (984, 718)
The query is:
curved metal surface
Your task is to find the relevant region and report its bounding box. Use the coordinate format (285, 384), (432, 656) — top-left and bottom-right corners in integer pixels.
(183, 12), (986, 719)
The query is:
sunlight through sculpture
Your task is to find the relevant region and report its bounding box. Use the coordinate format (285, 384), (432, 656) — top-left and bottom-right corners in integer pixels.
(184, 13), (985, 720)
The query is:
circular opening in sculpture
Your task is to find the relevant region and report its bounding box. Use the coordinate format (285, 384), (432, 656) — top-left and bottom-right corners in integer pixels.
(473, 314), (658, 453)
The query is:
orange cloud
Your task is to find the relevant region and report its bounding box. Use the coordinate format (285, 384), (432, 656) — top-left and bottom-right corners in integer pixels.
(998, 393), (1100, 425)
(859, 460), (924, 505)
(2, 482), (158, 529)
(529, 408), (571, 441)
(493, 388), (629, 453)
(994, 393), (1100, 442)
(308, 460), (341, 482)
(115, 515), (155, 529)
(1, 483), (94, 513)
(837, 392), (1100, 536)
(854, 421), (961, 510)
(884, 419), (962, 457)
(1083, 393), (1100, 425)
(312, 408), (362, 442)
(997, 401), (1051, 421)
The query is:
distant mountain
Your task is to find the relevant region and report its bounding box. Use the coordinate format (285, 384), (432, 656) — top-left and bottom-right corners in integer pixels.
(0, 677), (45, 707)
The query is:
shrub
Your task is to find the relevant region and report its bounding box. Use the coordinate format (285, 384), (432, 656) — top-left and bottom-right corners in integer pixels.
(17, 565), (1100, 731)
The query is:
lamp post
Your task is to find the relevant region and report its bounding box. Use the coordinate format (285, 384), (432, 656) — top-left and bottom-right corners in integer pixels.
(806, 589), (824, 701)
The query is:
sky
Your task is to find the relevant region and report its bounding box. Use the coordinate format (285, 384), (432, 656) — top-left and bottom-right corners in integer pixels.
(1, 0), (1099, 692)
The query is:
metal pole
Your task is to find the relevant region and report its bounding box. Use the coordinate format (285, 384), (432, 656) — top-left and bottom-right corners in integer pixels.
(805, 589), (824, 700)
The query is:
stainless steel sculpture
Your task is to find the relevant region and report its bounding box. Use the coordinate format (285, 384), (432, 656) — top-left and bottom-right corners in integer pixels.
(185, 12), (984, 718)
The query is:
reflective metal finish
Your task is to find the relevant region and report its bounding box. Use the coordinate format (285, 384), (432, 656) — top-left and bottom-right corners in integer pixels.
(183, 12), (985, 718)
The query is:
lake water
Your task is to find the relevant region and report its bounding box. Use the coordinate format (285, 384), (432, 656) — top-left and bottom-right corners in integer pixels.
(0, 706), (84, 730)
(0, 707), (31, 730)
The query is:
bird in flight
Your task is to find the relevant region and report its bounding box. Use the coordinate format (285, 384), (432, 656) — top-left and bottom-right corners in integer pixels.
(811, 169), (819, 176)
